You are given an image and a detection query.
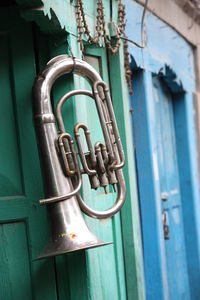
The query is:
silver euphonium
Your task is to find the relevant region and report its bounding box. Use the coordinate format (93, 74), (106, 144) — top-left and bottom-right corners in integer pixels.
(32, 55), (126, 259)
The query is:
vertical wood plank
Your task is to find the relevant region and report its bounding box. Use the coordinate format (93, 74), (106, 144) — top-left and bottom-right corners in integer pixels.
(153, 77), (190, 299)
(0, 8), (58, 300)
(0, 222), (32, 300)
(46, 35), (89, 300)
(173, 92), (200, 300)
(67, 35), (127, 300)
(0, 33), (23, 197)
(10, 21), (58, 300)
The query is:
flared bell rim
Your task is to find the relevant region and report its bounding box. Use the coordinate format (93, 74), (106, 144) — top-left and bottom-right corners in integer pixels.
(36, 240), (112, 260)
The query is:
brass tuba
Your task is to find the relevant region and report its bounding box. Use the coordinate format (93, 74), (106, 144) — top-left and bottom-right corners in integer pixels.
(32, 55), (126, 259)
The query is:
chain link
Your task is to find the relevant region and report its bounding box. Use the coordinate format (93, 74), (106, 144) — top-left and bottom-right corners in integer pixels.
(75, 0), (133, 94)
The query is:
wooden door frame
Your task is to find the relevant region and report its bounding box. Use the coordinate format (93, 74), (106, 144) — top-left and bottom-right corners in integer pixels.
(132, 68), (200, 299)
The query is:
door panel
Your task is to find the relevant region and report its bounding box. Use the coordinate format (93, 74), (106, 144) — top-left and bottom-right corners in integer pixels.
(0, 8), (58, 300)
(0, 222), (32, 300)
(132, 69), (192, 299)
(0, 33), (23, 196)
(153, 77), (190, 299)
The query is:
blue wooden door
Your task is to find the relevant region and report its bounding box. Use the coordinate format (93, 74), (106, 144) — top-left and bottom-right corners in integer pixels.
(153, 76), (190, 299)
(132, 70), (193, 300)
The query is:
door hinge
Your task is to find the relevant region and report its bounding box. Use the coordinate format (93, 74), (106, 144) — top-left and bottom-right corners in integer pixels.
(162, 211), (170, 240)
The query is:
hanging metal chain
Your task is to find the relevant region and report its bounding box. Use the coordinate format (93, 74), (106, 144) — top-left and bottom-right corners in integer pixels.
(78, 0), (102, 45)
(75, 1), (84, 52)
(124, 37), (133, 94)
(75, 0), (133, 94)
(101, 0), (124, 55)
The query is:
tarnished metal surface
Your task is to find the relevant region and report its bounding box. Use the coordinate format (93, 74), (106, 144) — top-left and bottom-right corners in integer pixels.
(32, 55), (126, 258)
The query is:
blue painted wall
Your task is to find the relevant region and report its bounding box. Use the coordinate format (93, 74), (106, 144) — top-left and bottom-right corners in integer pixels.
(125, 1), (200, 299)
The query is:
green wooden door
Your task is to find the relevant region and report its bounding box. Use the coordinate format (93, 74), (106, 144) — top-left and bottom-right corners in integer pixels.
(0, 7), (129, 300)
(0, 8), (58, 300)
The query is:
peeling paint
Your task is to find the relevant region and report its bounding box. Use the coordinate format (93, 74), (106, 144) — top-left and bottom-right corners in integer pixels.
(153, 150), (159, 181)
(172, 208), (180, 224)
(124, 0), (195, 93)
(170, 189), (179, 196)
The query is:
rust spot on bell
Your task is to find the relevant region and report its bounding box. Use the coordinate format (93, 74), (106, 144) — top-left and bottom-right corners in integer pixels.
(70, 232), (77, 239)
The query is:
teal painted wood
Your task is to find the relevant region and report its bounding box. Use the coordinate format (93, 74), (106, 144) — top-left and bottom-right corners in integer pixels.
(84, 46), (127, 300)
(0, 222), (32, 300)
(55, 252), (88, 300)
(0, 33), (23, 197)
(0, 8), (58, 300)
(72, 38), (127, 300)
(48, 39), (89, 300)
(20, 0), (111, 37)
